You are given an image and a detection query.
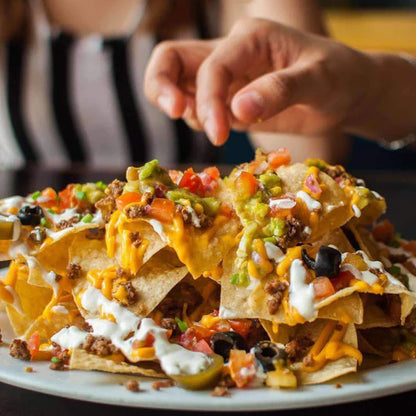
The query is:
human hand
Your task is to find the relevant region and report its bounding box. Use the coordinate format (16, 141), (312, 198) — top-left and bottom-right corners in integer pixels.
(145, 18), (376, 145)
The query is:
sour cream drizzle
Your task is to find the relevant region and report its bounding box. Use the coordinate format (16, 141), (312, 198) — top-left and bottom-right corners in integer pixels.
(296, 191), (321, 212)
(51, 287), (212, 376)
(288, 259), (316, 320)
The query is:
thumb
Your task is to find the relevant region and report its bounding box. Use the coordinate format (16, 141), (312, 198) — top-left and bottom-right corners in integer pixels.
(230, 66), (314, 124)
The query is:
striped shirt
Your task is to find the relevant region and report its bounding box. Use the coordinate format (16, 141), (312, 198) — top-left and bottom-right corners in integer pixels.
(0, 1), (220, 170)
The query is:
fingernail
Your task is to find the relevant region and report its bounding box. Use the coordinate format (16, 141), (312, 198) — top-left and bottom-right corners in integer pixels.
(204, 115), (218, 145)
(157, 94), (174, 116)
(236, 91), (265, 120)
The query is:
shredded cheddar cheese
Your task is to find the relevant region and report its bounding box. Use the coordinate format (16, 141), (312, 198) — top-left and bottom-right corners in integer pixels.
(303, 321), (363, 373)
(276, 246), (302, 277)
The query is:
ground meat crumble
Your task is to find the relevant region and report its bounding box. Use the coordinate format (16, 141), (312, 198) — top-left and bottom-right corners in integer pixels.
(285, 337), (314, 363)
(129, 231), (142, 248)
(125, 380), (141, 392)
(67, 263), (82, 280)
(9, 339), (31, 361)
(56, 216), (80, 230)
(276, 217), (308, 249)
(265, 280), (288, 315)
(126, 204), (149, 219)
(151, 380), (175, 390)
(113, 281), (138, 306)
(83, 335), (118, 357)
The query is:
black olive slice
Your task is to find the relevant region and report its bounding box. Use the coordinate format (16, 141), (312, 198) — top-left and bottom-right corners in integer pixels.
(301, 248), (316, 270)
(315, 246), (342, 279)
(210, 331), (248, 362)
(17, 205), (44, 227)
(253, 341), (287, 372)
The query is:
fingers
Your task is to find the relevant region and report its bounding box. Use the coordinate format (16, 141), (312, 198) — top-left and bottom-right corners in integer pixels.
(144, 40), (215, 119)
(231, 66), (315, 124)
(196, 19), (287, 145)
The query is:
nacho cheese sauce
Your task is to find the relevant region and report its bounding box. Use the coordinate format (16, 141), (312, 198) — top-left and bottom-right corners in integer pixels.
(53, 286), (212, 376)
(288, 259), (316, 321)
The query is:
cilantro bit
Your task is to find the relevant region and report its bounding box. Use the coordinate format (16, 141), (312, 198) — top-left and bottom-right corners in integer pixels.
(81, 213), (93, 223)
(40, 218), (50, 228)
(388, 265), (402, 276)
(47, 208), (56, 214)
(174, 317), (188, 333)
(76, 191), (86, 200)
(230, 273), (250, 287)
(31, 191), (41, 201)
(51, 356), (61, 364)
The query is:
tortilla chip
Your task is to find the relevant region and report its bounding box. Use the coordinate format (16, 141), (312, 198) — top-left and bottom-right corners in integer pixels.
(112, 220), (167, 272)
(275, 163), (353, 241)
(73, 248), (188, 319)
(263, 319), (359, 385)
(345, 224), (380, 260)
(221, 229), (363, 325)
(70, 348), (165, 378)
(23, 298), (84, 342)
(6, 265), (52, 336)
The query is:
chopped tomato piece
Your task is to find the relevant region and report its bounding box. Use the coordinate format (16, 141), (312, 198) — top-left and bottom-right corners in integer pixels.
(372, 220), (395, 243)
(168, 170), (183, 185)
(27, 332), (40, 359)
(145, 332), (155, 347)
(149, 198), (175, 223)
(267, 149), (291, 169)
(228, 320), (252, 338)
(199, 168), (219, 193)
(235, 171), (258, 199)
(115, 192), (142, 211)
(313, 277), (335, 300)
(331, 270), (355, 292)
(179, 168), (205, 196)
(192, 339), (214, 354)
(180, 326), (215, 350)
(37, 188), (58, 209)
(229, 350), (256, 388)
(404, 241), (416, 256)
(203, 166), (220, 181)
(58, 184), (76, 210)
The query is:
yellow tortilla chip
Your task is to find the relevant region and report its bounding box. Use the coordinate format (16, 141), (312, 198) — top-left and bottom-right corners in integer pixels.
(5, 263), (52, 336)
(70, 348), (165, 378)
(276, 164), (353, 241)
(73, 248), (188, 320)
(263, 319), (360, 385)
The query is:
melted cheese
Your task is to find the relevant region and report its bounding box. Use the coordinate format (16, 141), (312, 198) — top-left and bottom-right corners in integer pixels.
(276, 246), (302, 277)
(303, 321), (362, 373)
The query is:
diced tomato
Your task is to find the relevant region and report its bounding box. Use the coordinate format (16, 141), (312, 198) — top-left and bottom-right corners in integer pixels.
(58, 184), (76, 210)
(372, 220), (395, 243)
(38, 188), (58, 209)
(149, 198), (175, 223)
(180, 326), (215, 350)
(27, 332), (40, 359)
(179, 168), (205, 196)
(404, 241), (416, 256)
(235, 171), (258, 199)
(229, 320), (252, 338)
(199, 168), (219, 193)
(115, 192), (142, 211)
(331, 270), (355, 292)
(168, 170), (183, 185)
(313, 277), (335, 300)
(229, 350), (256, 388)
(203, 167), (220, 181)
(192, 339), (214, 354)
(267, 149), (291, 169)
(145, 332), (155, 347)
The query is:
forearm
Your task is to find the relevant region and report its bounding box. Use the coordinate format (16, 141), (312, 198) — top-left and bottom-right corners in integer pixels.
(345, 53), (416, 141)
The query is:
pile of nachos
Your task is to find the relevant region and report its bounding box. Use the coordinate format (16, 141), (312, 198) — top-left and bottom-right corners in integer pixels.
(1, 148), (416, 393)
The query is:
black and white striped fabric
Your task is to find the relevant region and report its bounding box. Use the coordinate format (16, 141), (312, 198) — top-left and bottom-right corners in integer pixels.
(0, 1), (219, 169)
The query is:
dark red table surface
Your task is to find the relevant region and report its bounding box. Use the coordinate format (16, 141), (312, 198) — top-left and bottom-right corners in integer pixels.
(0, 166), (415, 415)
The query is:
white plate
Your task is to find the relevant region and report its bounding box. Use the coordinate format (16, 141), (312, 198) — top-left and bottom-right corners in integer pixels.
(0, 339), (416, 411)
